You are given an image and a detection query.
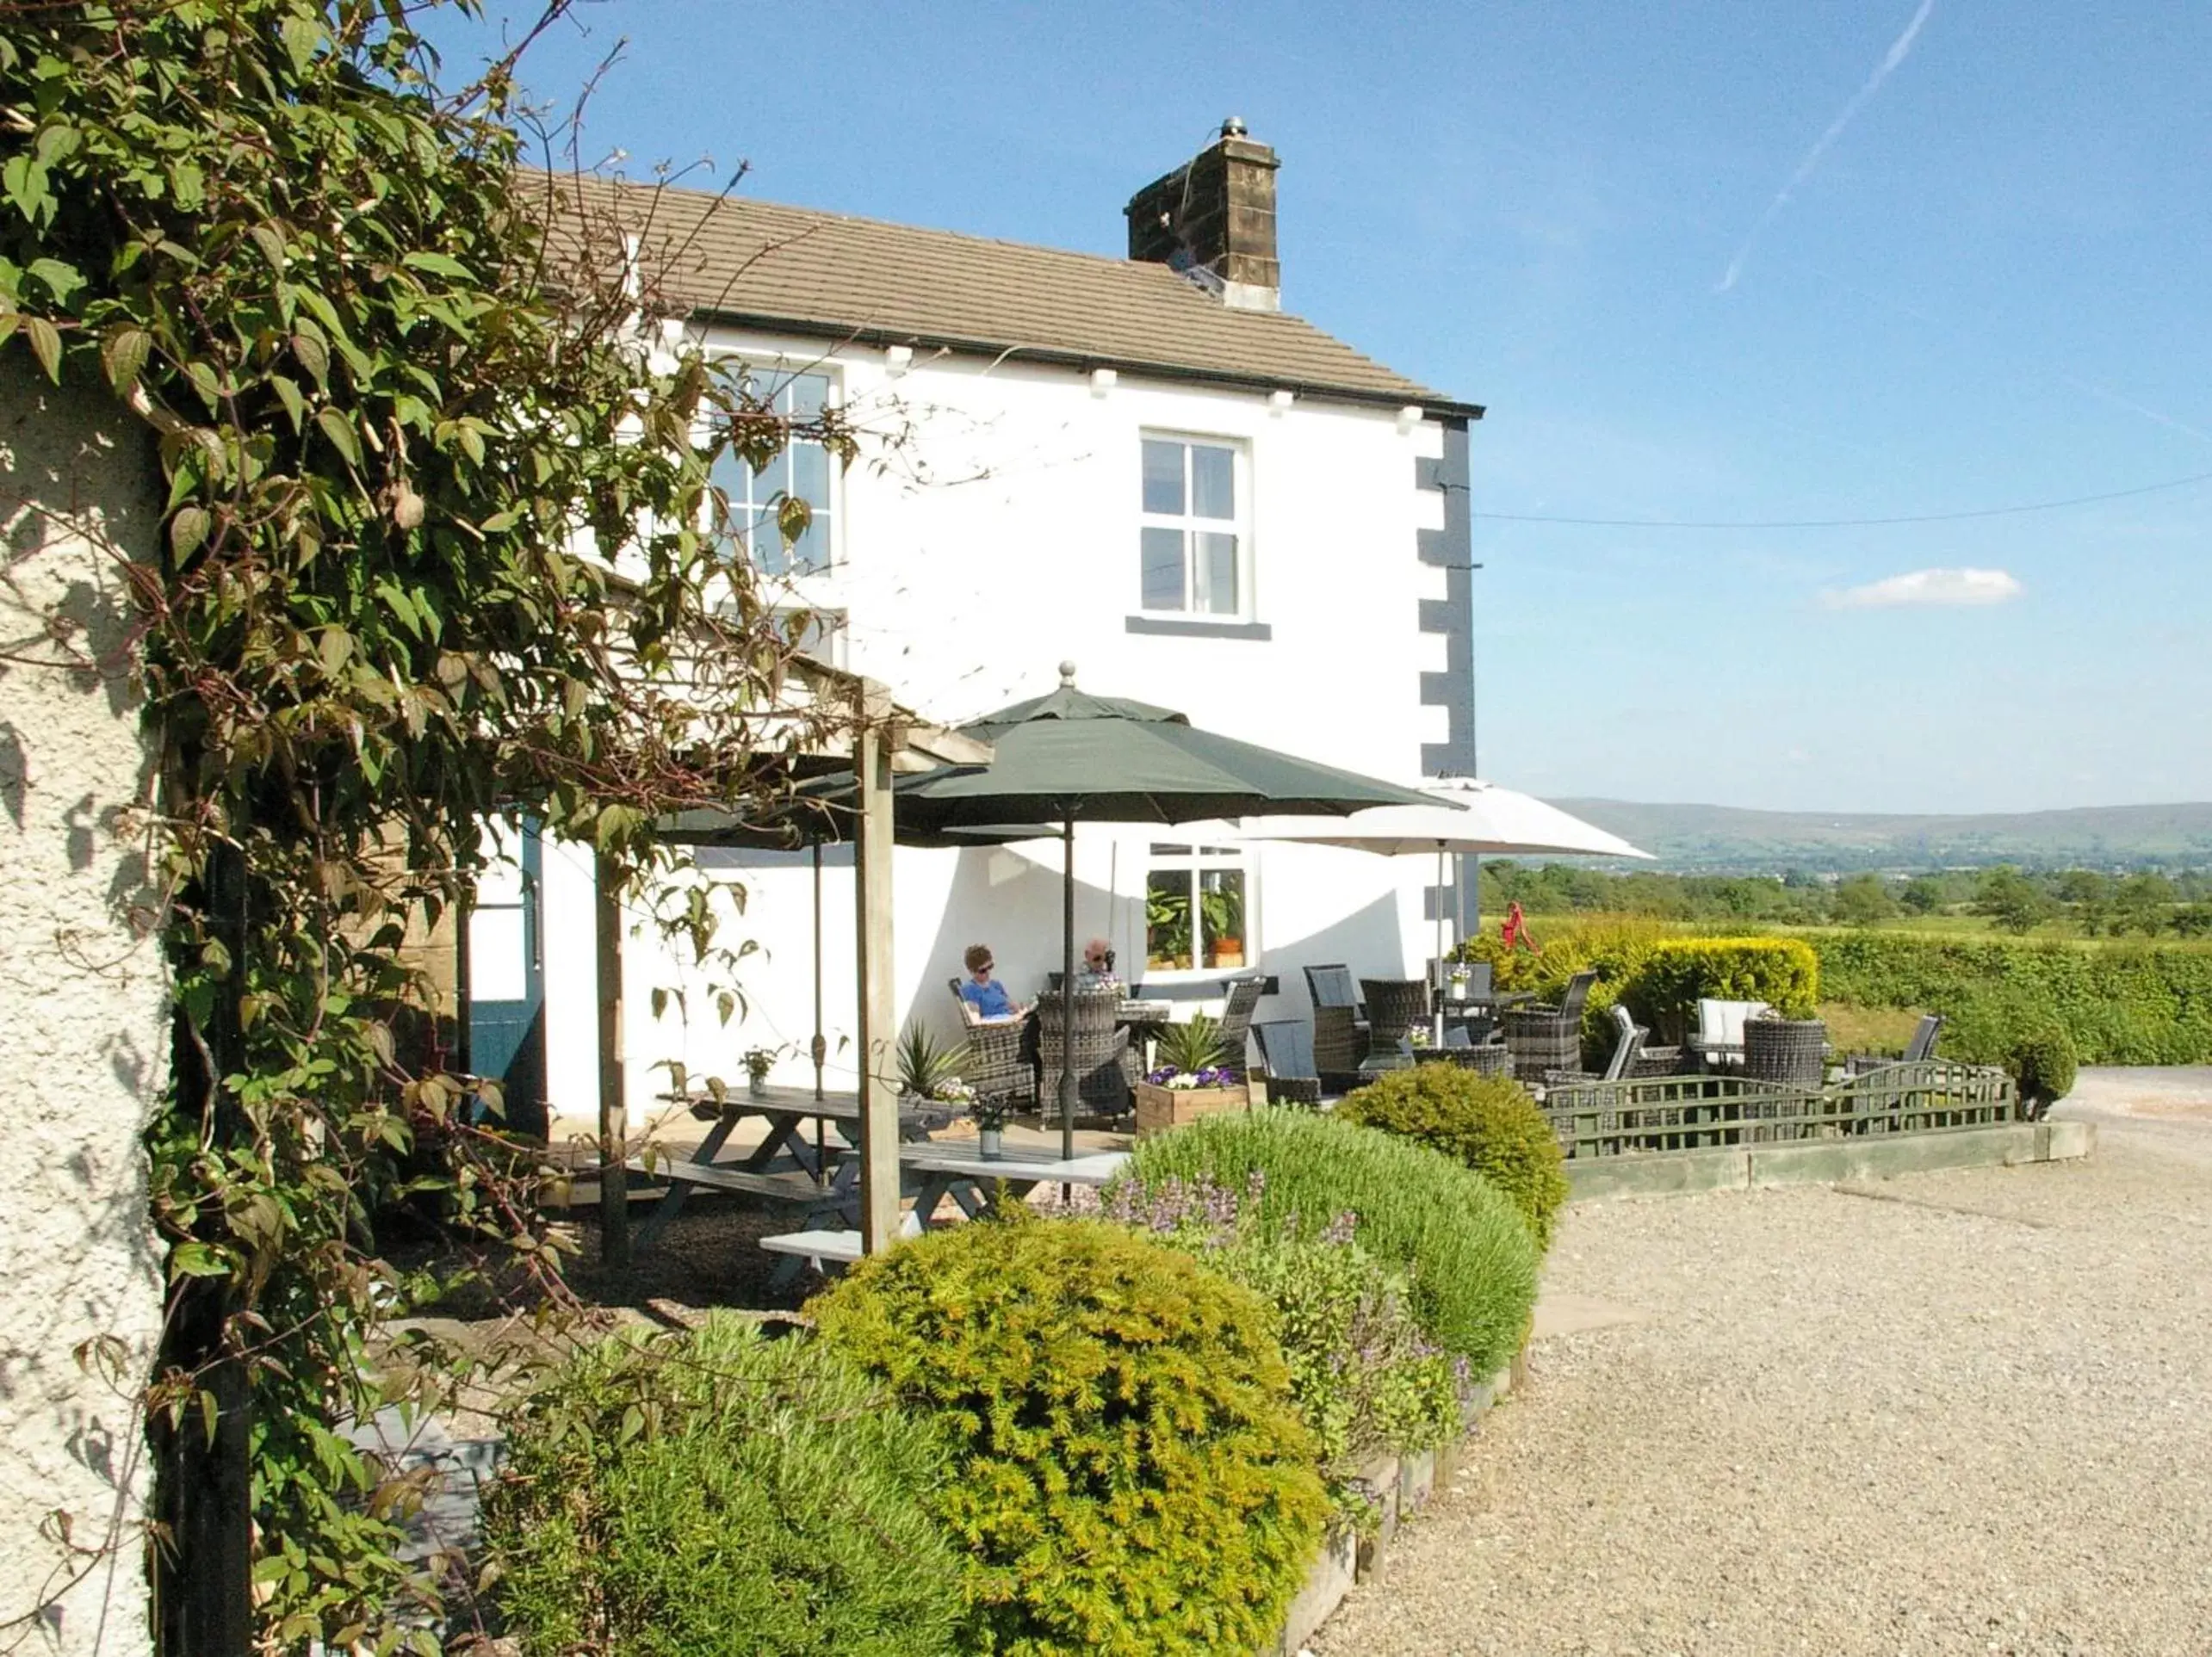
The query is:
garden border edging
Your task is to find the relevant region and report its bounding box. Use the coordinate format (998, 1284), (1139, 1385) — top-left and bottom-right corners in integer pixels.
(1269, 1349), (1522, 1654)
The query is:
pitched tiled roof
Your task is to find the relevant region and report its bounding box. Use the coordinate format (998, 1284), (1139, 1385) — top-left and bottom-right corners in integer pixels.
(524, 171), (1479, 419)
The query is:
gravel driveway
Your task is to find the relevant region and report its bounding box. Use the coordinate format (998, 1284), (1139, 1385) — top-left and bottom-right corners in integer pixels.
(1314, 1071), (2212, 1656)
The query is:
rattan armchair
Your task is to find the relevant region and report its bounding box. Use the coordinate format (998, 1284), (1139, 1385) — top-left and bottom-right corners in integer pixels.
(1359, 978), (1429, 1071)
(1499, 970), (1599, 1081)
(945, 979), (1036, 1109)
(1034, 986), (1133, 1117)
(1253, 1019), (1323, 1108)
(1216, 974), (1267, 1068)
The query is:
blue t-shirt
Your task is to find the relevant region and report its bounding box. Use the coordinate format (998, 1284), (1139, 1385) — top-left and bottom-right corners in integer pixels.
(960, 977), (1017, 1019)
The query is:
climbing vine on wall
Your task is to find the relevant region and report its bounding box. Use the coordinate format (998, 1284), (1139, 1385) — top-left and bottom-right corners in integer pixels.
(0, 2), (848, 1646)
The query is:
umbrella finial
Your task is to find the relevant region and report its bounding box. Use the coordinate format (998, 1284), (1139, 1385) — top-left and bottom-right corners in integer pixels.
(1057, 660), (1077, 687)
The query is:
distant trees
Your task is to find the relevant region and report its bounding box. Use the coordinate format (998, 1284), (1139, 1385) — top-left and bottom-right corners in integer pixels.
(1830, 875), (1899, 926)
(1975, 868), (2059, 934)
(1475, 859), (2209, 939)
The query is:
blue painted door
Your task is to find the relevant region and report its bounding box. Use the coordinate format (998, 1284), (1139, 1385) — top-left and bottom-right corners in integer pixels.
(465, 817), (548, 1138)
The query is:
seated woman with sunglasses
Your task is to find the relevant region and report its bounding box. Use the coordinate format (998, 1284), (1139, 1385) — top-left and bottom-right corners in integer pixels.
(957, 943), (1029, 1023)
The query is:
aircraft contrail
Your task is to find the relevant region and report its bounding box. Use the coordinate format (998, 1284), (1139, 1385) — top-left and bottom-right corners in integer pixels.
(1717, 0), (1937, 293)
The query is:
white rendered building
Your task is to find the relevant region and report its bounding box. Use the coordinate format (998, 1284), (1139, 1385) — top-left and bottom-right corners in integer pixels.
(492, 125), (1484, 1137)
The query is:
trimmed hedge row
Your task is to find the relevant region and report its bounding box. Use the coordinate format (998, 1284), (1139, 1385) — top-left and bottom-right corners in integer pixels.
(1809, 930), (2212, 1066)
(1461, 924), (1818, 1064)
(1118, 1110), (1541, 1378)
(1620, 937), (1819, 1044)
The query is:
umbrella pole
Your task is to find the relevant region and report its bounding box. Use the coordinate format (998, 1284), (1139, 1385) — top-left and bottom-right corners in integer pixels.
(1061, 812), (1077, 1161)
(812, 842), (826, 1185)
(1434, 842), (1447, 1047)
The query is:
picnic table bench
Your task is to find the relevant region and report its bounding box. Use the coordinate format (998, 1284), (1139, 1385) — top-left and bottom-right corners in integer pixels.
(757, 1143), (1131, 1285)
(631, 1084), (943, 1249)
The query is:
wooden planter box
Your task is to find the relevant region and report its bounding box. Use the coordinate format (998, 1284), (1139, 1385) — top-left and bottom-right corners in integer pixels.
(1132, 1078), (1252, 1136)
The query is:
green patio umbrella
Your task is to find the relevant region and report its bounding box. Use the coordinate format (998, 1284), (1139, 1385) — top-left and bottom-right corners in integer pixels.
(895, 664), (1447, 1155)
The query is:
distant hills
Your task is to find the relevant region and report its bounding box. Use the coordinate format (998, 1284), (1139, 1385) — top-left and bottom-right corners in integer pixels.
(1546, 800), (2212, 874)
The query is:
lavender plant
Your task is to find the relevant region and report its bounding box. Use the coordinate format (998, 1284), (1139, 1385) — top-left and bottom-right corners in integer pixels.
(1100, 1170), (1462, 1499)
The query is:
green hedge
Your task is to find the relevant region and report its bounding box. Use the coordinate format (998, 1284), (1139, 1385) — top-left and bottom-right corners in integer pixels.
(1116, 1110), (1540, 1376)
(1810, 931), (2212, 1065)
(1338, 1069), (1569, 1252)
(484, 1314), (961, 1657)
(1619, 937), (1820, 1044)
(810, 1216), (1325, 1656)
(1460, 923), (1819, 1062)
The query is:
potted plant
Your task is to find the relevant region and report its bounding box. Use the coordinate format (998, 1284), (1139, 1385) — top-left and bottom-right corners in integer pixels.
(1199, 881), (1246, 968)
(1132, 1011), (1253, 1135)
(896, 1025), (1008, 1155)
(741, 1046), (778, 1098)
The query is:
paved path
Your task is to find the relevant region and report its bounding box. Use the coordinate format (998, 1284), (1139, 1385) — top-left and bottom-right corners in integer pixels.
(1314, 1070), (2212, 1656)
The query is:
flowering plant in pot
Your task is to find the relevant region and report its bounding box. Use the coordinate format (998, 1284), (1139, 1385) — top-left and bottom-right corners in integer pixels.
(741, 1046), (779, 1097)
(1135, 1012), (1252, 1135)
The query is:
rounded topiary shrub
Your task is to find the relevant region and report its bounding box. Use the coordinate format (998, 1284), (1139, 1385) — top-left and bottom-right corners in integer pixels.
(1117, 1108), (1540, 1376)
(2011, 1026), (2079, 1119)
(483, 1314), (961, 1657)
(809, 1216), (1327, 1657)
(1340, 1067), (1570, 1251)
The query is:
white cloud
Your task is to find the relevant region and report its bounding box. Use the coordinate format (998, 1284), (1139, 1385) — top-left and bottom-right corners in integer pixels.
(1822, 567), (2024, 609)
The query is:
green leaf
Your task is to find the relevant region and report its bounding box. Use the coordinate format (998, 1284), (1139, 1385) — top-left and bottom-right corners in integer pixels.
(100, 325), (150, 394)
(400, 250), (471, 281)
(170, 1241), (229, 1279)
(315, 407), (361, 467)
(26, 257), (84, 305)
(269, 373), (304, 433)
(247, 223), (288, 275)
(169, 505), (212, 559)
(22, 315), (60, 382)
(280, 12), (325, 74)
(291, 330), (328, 385)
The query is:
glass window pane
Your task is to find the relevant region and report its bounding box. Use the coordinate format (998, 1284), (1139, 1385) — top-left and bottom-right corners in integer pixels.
(1196, 531), (1238, 614)
(1190, 443), (1235, 519)
(1151, 844), (1192, 856)
(747, 509), (788, 577)
(790, 440), (830, 510)
(795, 513), (831, 573)
(1141, 527), (1187, 610)
(1199, 869), (1247, 968)
(788, 372), (830, 419)
(1142, 439), (1186, 515)
(1146, 871), (1194, 972)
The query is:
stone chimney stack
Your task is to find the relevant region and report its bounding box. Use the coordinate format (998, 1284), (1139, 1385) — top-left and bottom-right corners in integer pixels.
(1125, 118), (1281, 312)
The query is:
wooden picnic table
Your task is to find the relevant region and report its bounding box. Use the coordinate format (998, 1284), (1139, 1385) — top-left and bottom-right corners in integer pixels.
(633, 1085), (942, 1248)
(759, 1144), (1131, 1286)
(897, 1141), (1131, 1226)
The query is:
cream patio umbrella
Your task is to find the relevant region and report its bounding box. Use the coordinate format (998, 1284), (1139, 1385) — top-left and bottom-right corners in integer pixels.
(1242, 780), (1651, 1042)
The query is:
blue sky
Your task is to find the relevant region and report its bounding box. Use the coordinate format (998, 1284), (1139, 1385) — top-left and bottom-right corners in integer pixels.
(428, 1), (2211, 813)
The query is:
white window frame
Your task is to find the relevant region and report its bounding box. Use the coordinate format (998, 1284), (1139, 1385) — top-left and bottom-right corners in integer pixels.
(706, 356), (843, 578)
(1143, 841), (1252, 979)
(1137, 431), (1252, 621)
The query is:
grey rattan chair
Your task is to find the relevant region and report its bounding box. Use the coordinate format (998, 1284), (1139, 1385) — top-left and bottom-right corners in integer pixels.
(1903, 1013), (1943, 1063)
(1499, 971), (1598, 1081)
(1253, 1019), (1323, 1108)
(1744, 1015), (1827, 1090)
(946, 979), (1036, 1109)
(1216, 974), (1267, 1067)
(1034, 986), (1132, 1117)
(1359, 978), (1430, 1070)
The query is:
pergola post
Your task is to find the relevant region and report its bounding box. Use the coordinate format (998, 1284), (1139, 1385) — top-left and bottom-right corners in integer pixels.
(595, 850), (629, 1268)
(853, 708), (902, 1252)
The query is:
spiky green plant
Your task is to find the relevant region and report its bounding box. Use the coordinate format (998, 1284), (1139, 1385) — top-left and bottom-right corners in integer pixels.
(1155, 1011), (1229, 1075)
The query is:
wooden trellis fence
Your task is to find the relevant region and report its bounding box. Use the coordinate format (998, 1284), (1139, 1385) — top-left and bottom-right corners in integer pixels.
(1540, 1061), (2019, 1160)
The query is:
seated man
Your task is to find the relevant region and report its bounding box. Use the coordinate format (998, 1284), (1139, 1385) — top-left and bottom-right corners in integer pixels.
(957, 943), (1027, 1023)
(1076, 937), (1120, 992)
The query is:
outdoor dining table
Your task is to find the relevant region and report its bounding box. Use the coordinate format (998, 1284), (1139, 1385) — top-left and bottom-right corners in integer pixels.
(898, 1141), (1131, 1226)
(635, 1085), (944, 1246)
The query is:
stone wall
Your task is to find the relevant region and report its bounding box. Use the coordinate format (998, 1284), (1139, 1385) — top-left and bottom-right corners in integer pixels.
(0, 355), (168, 1654)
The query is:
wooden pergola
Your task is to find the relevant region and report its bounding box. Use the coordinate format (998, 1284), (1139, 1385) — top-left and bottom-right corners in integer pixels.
(594, 663), (991, 1264)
